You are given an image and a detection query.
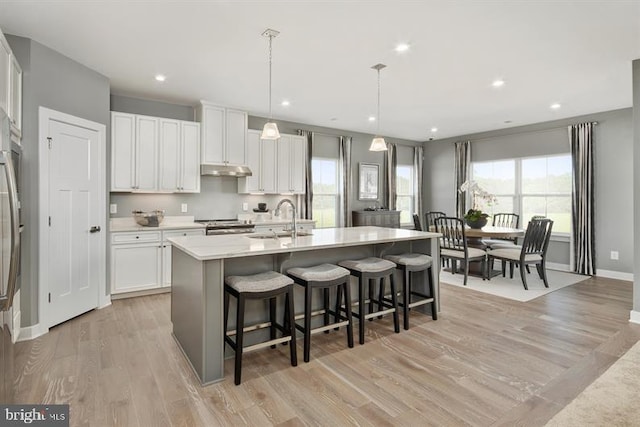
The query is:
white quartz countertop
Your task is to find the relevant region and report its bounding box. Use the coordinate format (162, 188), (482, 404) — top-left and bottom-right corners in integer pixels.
(110, 216), (206, 233)
(168, 226), (440, 261)
(253, 219), (316, 226)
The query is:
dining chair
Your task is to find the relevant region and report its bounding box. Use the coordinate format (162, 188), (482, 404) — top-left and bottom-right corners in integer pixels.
(483, 213), (520, 249)
(486, 218), (554, 290)
(434, 216), (487, 286)
(424, 211), (446, 231)
(413, 214), (422, 231)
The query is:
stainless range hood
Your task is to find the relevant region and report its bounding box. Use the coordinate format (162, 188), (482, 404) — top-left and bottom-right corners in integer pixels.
(200, 164), (252, 177)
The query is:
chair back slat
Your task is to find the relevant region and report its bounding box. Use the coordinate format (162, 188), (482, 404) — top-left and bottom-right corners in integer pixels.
(425, 211), (446, 229)
(492, 213), (519, 229)
(522, 219), (554, 256)
(434, 217), (467, 255)
(413, 214), (422, 231)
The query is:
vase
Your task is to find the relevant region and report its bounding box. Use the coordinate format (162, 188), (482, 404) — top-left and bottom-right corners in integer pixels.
(465, 217), (488, 229)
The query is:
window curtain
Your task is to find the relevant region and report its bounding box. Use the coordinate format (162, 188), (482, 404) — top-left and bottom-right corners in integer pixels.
(454, 141), (471, 218)
(413, 146), (424, 228)
(297, 130), (314, 220)
(338, 136), (352, 227)
(385, 143), (397, 210)
(569, 122), (596, 275)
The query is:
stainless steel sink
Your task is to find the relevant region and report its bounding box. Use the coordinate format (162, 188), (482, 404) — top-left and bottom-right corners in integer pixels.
(248, 231), (313, 239)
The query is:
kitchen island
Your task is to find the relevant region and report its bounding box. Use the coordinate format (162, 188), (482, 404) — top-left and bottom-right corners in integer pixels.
(169, 226), (441, 385)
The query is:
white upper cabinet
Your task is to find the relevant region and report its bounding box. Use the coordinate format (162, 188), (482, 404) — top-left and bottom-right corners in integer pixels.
(0, 35), (9, 116)
(112, 112), (199, 193)
(239, 129), (276, 193)
(197, 101), (247, 166)
(276, 134), (306, 194)
(9, 55), (21, 137)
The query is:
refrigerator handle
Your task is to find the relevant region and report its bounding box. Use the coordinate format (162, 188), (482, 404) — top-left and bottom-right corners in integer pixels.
(0, 150), (19, 312)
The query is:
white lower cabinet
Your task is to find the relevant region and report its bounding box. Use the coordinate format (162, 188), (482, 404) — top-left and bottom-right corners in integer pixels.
(111, 228), (205, 295)
(254, 222), (315, 234)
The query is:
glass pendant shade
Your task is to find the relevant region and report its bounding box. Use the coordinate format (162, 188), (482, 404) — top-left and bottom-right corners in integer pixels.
(261, 122), (281, 140)
(369, 136), (387, 151)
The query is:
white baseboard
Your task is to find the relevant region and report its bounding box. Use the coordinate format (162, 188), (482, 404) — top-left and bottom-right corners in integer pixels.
(630, 310), (640, 324)
(18, 323), (48, 342)
(596, 269), (633, 282)
(98, 297), (112, 309)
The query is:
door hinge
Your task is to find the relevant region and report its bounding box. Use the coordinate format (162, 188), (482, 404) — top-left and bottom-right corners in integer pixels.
(48, 293), (51, 303)
(48, 216), (51, 226)
(47, 137), (52, 149)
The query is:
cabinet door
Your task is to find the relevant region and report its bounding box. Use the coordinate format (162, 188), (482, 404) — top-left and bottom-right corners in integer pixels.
(276, 135), (292, 193)
(158, 119), (180, 192)
(290, 135), (306, 193)
(111, 112), (136, 191)
(261, 138), (277, 193)
(180, 122), (200, 192)
(136, 115), (159, 191)
(8, 55), (20, 136)
(0, 36), (8, 115)
(111, 243), (162, 294)
(240, 130), (261, 193)
(225, 109), (247, 166)
(201, 104), (225, 164)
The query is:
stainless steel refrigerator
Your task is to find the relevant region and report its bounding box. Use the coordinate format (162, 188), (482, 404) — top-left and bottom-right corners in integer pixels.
(0, 109), (20, 404)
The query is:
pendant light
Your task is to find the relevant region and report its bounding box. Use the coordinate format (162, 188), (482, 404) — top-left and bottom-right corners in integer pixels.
(261, 28), (281, 140)
(369, 63), (387, 151)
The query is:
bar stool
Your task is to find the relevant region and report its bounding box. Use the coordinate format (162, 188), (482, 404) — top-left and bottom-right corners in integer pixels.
(384, 253), (437, 330)
(338, 257), (400, 345)
(287, 264), (354, 362)
(224, 271), (297, 385)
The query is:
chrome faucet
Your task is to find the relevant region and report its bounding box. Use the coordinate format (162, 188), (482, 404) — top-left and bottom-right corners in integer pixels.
(275, 198), (297, 238)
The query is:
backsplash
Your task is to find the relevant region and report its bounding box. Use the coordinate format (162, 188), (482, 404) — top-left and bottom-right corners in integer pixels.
(109, 175), (297, 219)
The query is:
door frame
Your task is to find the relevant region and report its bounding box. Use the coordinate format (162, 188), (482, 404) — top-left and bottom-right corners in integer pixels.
(38, 107), (109, 332)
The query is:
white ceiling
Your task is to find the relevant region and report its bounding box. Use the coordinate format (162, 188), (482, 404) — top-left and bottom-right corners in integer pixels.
(1, 1), (639, 141)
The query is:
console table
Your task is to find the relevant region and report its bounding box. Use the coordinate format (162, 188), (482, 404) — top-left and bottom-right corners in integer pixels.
(352, 210), (401, 228)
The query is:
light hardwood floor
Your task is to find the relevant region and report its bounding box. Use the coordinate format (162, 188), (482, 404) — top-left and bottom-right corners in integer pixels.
(13, 275), (640, 426)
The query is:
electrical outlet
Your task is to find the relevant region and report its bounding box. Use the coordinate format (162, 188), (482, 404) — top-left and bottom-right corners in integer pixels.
(242, 202), (249, 211)
(181, 203), (188, 213)
(611, 251), (619, 260)
(110, 204), (117, 214)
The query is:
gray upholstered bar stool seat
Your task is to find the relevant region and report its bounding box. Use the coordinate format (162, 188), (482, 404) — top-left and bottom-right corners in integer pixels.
(224, 271), (297, 385)
(287, 264), (354, 362)
(384, 253), (437, 330)
(338, 257), (400, 345)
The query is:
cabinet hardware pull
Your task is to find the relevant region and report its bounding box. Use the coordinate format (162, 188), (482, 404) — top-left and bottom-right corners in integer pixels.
(89, 226), (101, 233)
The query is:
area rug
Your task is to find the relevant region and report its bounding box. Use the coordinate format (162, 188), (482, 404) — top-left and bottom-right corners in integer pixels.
(545, 339), (640, 426)
(440, 268), (589, 302)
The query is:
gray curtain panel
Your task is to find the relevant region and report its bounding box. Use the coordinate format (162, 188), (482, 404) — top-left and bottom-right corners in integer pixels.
(454, 141), (471, 218)
(385, 143), (397, 210)
(413, 146), (424, 228)
(569, 122), (596, 275)
(338, 136), (352, 227)
(297, 129), (314, 220)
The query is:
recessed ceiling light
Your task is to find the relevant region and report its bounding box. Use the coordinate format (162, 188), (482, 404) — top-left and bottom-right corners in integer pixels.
(281, 100), (290, 106)
(368, 116), (376, 122)
(330, 118), (338, 121)
(492, 79), (505, 87)
(395, 43), (410, 53)
(504, 120), (512, 124)
(430, 127), (438, 132)
(550, 103), (561, 110)
(155, 74), (166, 82)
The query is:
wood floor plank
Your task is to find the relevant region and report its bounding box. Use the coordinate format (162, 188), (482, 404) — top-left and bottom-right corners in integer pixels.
(11, 275), (638, 426)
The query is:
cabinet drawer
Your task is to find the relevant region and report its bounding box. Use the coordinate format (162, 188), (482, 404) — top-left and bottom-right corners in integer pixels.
(254, 225), (285, 233)
(111, 231), (161, 244)
(163, 229), (205, 241)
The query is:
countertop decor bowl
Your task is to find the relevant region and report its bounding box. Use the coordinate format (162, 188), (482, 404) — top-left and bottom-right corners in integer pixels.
(132, 210), (165, 227)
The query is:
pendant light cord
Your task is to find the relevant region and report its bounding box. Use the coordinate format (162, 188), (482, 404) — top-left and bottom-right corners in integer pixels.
(376, 68), (381, 136)
(268, 34), (273, 120)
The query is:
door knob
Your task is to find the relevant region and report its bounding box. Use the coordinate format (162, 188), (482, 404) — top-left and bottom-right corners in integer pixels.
(90, 226), (101, 233)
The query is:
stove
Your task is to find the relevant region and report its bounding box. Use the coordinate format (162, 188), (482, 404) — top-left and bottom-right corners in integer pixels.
(195, 219), (255, 236)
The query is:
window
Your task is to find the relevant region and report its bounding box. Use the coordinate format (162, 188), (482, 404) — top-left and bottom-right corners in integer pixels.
(311, 158), (338, 228)
(396, 165), (414, 226)
(472, 154), (572, 234)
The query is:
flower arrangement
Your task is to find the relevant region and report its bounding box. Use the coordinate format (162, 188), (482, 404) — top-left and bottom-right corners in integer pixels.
(458, 180), (497, 224)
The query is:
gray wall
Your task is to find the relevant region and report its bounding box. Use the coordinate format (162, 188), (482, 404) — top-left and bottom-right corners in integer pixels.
(109, 96), (421, 220)
(6, 35), (110, 327)
(633, 59), (640, 312)
(424, 108), (633, 274)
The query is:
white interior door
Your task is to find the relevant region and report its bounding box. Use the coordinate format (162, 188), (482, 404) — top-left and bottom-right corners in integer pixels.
(44, 114), (104, 328)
